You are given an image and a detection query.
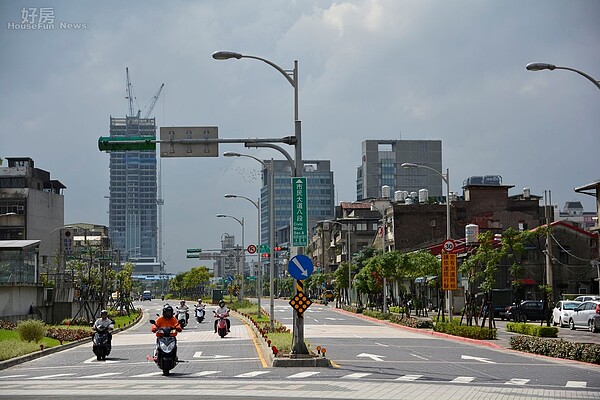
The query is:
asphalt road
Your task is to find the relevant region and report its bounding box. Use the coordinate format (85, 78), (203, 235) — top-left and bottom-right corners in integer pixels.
(0, 298), (599, 399)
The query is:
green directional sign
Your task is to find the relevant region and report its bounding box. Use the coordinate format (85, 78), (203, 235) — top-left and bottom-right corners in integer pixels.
(291, 177), (307, 246)
(186, 254), (199, 258)
(259, 244), (270, 253)
(98, 136), (156, 151)
(186, 248), (202, 253)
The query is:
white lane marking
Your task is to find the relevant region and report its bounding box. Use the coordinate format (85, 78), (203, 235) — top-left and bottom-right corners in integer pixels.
(235, 371), (271, 378)
(0, 375), (27, 379)
(461, 355), (495, 364)
(77, 372), (121, 379)
(130, 371), (163, 378)
(375, 342), (389, 347)
(395, 375), (422, 381)
(505, 378), (530, 385)
(565, 381), (587, 388)
(451, 376), (475, 383)
(287, 371), (320, 379)
(313, 319), (319, 323)
(410, 354), (427, 360)
(357, 353), (385, 362)
(342, 373), (372, 379)
(29, 373), (75, 380)
(193, 371), (221, 377)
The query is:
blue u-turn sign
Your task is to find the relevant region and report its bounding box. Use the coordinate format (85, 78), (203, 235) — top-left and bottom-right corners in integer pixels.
(287, 254), (314, 280)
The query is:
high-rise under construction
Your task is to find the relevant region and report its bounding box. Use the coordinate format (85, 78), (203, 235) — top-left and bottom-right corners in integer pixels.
(108, 116), (158, 262)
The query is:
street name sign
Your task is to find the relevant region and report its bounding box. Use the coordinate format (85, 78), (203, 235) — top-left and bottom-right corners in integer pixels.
(159, 126), (218, 157)
(288, 254), (314, 280)
(291, 177), (307, 246)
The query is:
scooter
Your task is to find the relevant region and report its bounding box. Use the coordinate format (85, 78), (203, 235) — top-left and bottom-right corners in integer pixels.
(92, 325), (112, 361)
(195, 306), (205, 323)
(175, 308), (187, 329)
(214, 311), (229, 338)
(149, 320), (178, 376)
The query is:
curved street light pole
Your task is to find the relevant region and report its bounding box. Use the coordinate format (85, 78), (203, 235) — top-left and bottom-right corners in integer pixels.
(402, 162), (453, 321)
(214, 51), (308, 354)
(217, 214), (245, 302)
(224, 152), (276, 330)
(526, 63), (600, 90)
(225, 194), (262, 319)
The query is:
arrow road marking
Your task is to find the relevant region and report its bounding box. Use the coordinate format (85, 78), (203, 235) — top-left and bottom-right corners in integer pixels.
(357, 353), (386, 362)
(29, 373), (75, 380)
(291, 257), (308, 277)
(461, 355), (495, 364)
(193, 351), (231, 359)
(77, 372), (121, 379)
(193, 371), (221, 377)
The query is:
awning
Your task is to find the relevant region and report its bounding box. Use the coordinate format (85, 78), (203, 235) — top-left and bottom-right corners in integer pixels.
(514, 279), (537, 285)
(415, 275), (437, 284)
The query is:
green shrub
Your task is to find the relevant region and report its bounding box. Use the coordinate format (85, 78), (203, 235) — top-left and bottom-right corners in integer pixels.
(506, 322), (558, 337)
(362, 309), (391, 320)
(434, 321), (497, 340)
(510, 336), (600, 365)
(388, 314), (434, 329)
(341, 305), (363, 314)
(16, 319), (46, 342)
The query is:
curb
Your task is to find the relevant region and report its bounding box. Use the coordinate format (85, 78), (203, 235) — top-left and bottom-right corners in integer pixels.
(0, 310), (144, 371)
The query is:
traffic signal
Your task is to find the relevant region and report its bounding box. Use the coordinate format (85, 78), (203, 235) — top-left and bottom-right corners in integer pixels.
(98, 136), (156, 151)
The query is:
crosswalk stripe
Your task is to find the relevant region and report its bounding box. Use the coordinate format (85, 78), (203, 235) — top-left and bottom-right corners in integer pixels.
(505, 378), (529, 385)
(287, 371), (320, 379)
(395, 374), (422, 381)
(565, 381), (587, 388)
(342, 373), (372, 379)
(130, 372), (163, 378)
(29, 373), (75, 380)
(77, 372), (121, 379)
(451, 376), (475, 383)
(193, 371), (221, 377)
(235, 371), (270, 378)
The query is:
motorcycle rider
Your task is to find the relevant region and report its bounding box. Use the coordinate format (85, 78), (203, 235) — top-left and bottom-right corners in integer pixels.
(93, 309), (114, 344)
(177, 300), (190, 324)
(213, 300), (230, 333)
(152, 304), (182, 336)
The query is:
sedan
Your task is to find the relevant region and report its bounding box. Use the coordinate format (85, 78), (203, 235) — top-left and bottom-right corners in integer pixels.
(552, 300), (581, 327)
(568, 301), (600, 332)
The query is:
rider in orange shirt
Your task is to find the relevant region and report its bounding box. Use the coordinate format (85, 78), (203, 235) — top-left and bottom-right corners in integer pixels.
(151, 304), (182, 336)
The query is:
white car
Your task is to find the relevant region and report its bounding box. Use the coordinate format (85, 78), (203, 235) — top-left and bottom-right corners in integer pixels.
(568, 301), (600, 332)
(574, 295), (600, 302)
(552, 300), (581, 327)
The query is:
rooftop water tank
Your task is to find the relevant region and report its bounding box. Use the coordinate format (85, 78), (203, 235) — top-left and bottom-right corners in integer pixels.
(382, 185), (391, 199)
(394, 190), (406, 202)
(465, 224), (479, 245)
(418, 189), (429, 203)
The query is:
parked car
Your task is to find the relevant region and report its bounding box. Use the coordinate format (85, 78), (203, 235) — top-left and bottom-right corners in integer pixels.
(504, 300), (551, 322)
(574, 295), (600, 302)
(568, 301), (600, 332)
(552, 300), (581, 327)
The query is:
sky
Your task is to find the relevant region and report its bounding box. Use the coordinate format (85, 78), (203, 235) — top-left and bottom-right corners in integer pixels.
(1, 0), (599, 274)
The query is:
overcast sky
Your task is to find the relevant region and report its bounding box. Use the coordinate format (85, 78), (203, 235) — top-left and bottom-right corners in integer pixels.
(1, 1), (599, 274)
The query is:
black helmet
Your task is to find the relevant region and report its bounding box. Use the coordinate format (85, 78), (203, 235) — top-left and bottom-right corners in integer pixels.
(162, 304), (174, 318)
(100, 309), (108, 316)
(219, 300), (225, 307)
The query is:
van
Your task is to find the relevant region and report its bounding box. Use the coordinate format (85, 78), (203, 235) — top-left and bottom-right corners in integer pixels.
(142, 290), (152, 301)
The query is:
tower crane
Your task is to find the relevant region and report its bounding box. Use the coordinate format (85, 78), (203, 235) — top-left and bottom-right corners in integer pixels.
(142, 83), (165, 118)
(125, 67), (136, 117)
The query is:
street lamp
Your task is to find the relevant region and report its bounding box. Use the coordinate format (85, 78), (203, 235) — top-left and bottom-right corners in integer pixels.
(217, 214), (245, 302)
(225, 194), (262, 319)
(526, 63), (600, 90)
(370, 200), (390, 313)
(323, 220), (353, 305)
(224, 151), (276, 330)
(402, 162), (453, 321)
(215, 51), (308, 355)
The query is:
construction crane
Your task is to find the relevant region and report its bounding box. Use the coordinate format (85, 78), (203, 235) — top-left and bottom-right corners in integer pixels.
(142, 83), (164, 118)
(125, 67), (136, 117)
